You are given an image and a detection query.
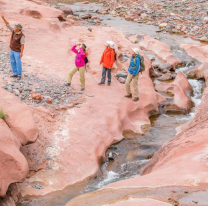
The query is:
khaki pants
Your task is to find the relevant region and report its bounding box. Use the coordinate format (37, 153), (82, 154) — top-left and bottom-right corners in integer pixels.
(68, 66), (85, 88)
(125, 72), (139, 98)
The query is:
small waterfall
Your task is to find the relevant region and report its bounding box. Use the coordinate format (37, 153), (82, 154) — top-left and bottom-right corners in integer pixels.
(176, 66), (204, 120)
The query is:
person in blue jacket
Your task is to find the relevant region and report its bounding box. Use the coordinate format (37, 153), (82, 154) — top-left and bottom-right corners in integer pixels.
(125, 48), (140, 102)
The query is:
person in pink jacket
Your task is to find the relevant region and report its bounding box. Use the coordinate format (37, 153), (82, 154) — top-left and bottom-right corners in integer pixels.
(66, 43), (88, 91)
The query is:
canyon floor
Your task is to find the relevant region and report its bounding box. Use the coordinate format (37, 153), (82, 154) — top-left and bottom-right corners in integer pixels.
(0, 0), (208, 206)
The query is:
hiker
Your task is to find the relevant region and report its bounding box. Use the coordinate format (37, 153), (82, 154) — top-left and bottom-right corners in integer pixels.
(125, 48), (143, 102)
(98, 41), (116, 86)
(66, 43), (88, 91)
(0, 13), (25, 80)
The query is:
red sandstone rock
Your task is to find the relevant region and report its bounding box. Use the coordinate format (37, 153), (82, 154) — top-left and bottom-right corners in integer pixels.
(59, 5), (73, 15)
(155, 71), (193, 113)
(139, 35), (182, 66)
(158, 72), (173, 81)
(180, 44), (208, 83)
(0, 88), (39, 145)
(46, 98), (52, 104)
(18, 88), (23, 93)
(2, 11), (165, 198)
(32, 93), (43, 100)
(0, 120), (29, 196)
(102, 198), (172, 206)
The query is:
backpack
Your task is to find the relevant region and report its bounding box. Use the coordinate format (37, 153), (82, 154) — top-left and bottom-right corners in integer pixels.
(84, 57), (89, 64)
(133, 55), (145, 73)
(111, 49), (117, 62)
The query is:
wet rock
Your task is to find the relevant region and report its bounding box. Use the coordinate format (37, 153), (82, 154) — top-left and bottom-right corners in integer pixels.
(158, 73), (173, 81)
(158, 63), (173, 72)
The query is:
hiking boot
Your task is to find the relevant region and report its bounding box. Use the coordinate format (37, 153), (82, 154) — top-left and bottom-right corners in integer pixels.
(108, 83), (111, 86)
(65, 83), (71, 86)
(17, 76), (21, 80)
(11, 75), (18, 78)
(81, 88), (85, 91)
(125, 94), (132, 98)
(98, 82), (104, 85)
(132, 97), (139, 102)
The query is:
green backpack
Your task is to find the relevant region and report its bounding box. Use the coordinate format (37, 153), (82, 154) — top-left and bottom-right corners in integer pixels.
(133, 55), (145, 73)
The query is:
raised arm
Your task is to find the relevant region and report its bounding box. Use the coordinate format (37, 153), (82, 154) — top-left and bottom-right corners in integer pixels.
(0, 13), (14, 32)
(0, 13), (9, 25)
(71, 45), (78, 54)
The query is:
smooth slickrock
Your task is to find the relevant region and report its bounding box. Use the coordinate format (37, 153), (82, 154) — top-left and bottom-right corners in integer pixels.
(139, 35), (182, 66)
(158, 72), (173, 81)
(0, 0), (167, 198)
(0, 88), (39, 145)
(180, 44), (208, 83)
(0, 119), (29, 196)
(128, 35), (139, 44)
(155, 71), (193, 113)
(65, 87), (208, 206)
(20, 2), (65, 19)
(102, 198), (172, 206)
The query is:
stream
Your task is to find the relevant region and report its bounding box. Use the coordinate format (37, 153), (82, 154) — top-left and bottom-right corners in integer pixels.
(18, 0), (205, 205)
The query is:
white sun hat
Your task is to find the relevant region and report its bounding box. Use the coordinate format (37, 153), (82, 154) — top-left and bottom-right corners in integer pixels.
(132, 48), (140, 55)
(107, 41), (115, 49)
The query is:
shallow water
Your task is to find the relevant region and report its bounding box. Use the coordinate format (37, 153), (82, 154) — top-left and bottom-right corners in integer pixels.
(17, 0), (205, 205)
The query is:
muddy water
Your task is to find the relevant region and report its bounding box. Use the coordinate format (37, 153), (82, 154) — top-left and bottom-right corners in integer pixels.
(17, 1), (205, 206)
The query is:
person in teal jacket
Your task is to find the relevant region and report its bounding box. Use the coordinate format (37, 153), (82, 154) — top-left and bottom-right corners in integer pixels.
(125, 48), (141, 102)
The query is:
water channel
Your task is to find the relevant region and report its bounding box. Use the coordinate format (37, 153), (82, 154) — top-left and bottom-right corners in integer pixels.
(17, 1), (205, 205)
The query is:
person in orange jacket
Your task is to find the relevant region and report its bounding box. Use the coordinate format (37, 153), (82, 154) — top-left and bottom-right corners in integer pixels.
(98, 41), (115, 86)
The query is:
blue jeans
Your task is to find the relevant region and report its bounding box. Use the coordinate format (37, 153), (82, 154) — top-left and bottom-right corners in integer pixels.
(10, 50), (22, 76)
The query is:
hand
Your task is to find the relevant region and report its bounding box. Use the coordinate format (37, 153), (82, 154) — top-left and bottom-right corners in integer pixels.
(0, 12), (4, 18)
(76, 43), (81, 46)
(20, 53), (23, 58)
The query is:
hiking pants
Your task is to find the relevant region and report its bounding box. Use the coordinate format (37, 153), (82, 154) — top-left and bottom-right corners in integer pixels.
(68, 66), (85, 88)
(101, 67), (111, 84)
(10, 50), (22, 77)
(125, 72), (139, 98)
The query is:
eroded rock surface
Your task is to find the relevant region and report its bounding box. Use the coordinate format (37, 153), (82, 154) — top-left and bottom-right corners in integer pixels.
(0, 87), (38, 196)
